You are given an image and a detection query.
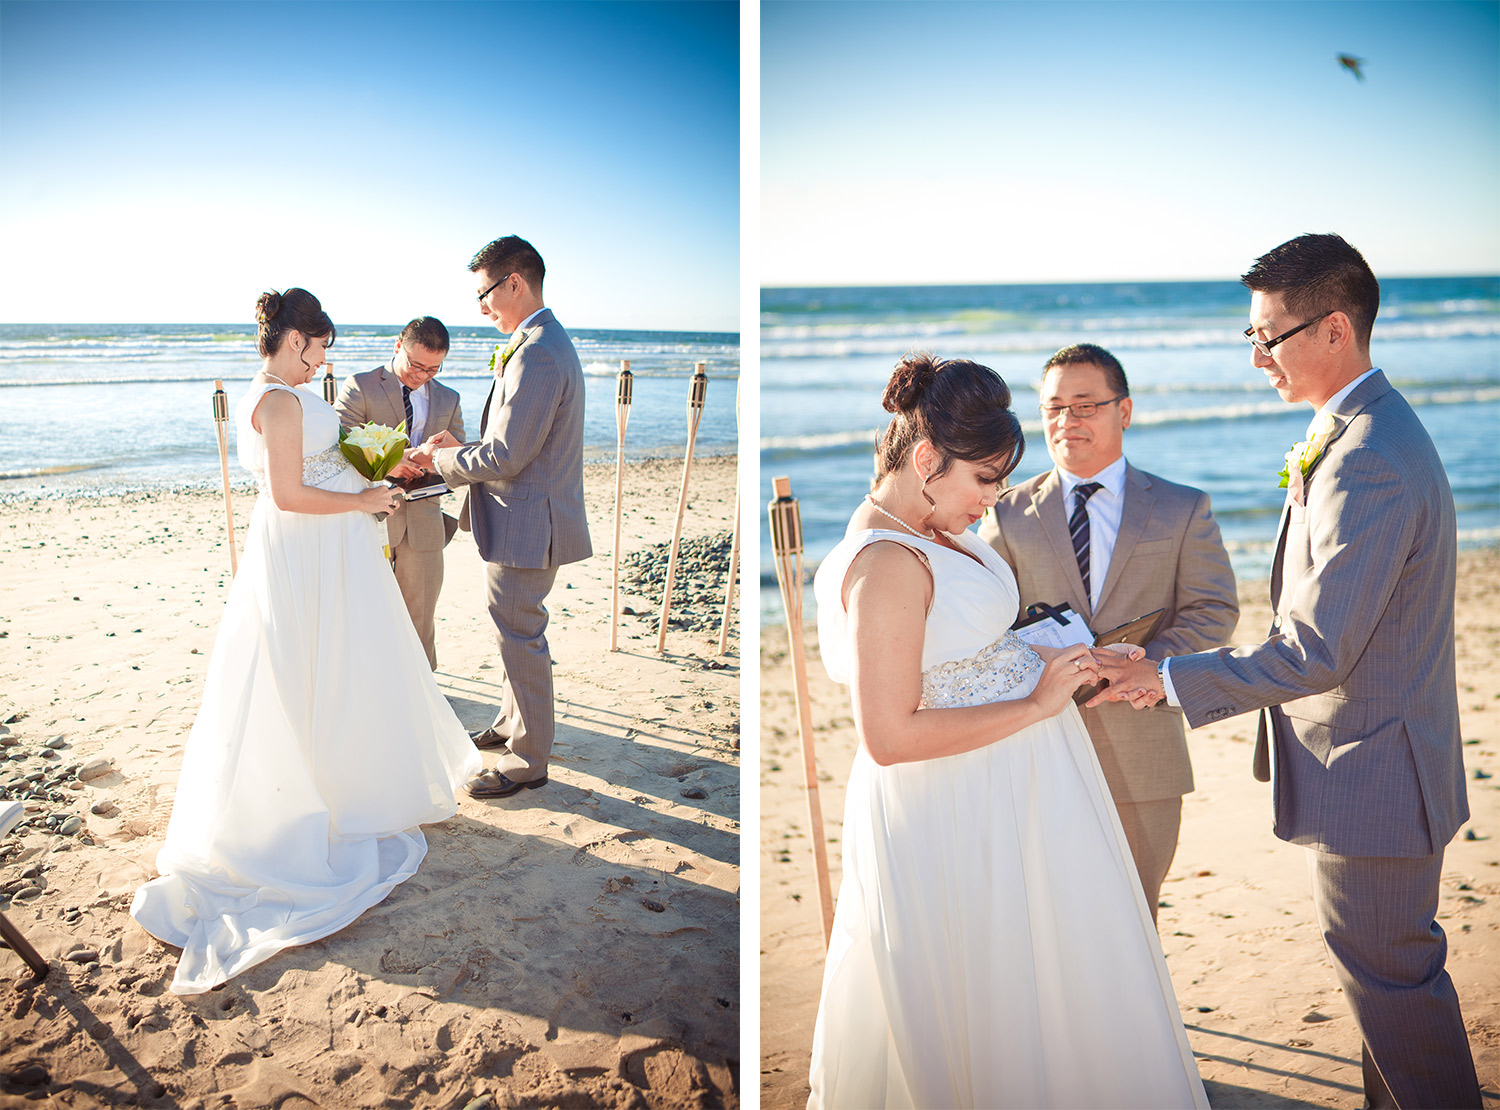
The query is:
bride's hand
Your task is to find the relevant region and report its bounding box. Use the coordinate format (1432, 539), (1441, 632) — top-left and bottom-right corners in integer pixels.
(1028, 644), (1100, 719)
(355, 485), (400, 514)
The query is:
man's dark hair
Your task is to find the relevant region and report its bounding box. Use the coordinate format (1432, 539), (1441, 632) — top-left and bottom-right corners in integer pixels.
(399, 316), (450, 354)
(1241, 233), (1380, 350)
(469, 235), (545, 295)
(1043, 343), (1129, 399)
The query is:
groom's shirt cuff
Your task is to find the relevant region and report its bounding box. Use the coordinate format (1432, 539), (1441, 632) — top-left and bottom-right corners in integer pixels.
(1159, 657), (1181, 707)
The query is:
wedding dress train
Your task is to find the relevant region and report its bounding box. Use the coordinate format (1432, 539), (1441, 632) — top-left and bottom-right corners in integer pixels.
(808, 524), (1208, 1109)
(131, 383), (481, 994)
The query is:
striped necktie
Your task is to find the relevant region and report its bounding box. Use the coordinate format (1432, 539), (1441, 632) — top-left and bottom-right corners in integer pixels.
(401, 384), (414, 439)
(1069, 481), (1103, 605)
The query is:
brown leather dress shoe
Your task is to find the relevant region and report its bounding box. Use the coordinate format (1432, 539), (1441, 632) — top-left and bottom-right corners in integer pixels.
(469, 726), (509, 750)
(466, 770), (547, 799)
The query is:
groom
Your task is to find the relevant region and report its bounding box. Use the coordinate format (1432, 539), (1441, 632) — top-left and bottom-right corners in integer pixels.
(408, 235), (592, 798)
(1094, 233), (1479, 1108)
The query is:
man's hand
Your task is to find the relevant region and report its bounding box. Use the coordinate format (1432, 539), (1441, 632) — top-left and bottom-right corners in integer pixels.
(387, 458), (424, 481)
(1086, 652), (1165, 709)
(406, 430), (461, 471)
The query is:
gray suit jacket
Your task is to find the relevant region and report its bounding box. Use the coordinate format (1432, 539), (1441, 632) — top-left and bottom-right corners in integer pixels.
(334, 365), (463, 551)
(432, 308), (592, 570)
(1169, 371), (1467, 857)
(979, 463), (1238, 803)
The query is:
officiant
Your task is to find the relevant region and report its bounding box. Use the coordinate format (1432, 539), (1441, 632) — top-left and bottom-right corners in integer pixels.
(978, 343), (1238, 922)
(335, 316), (464, 670)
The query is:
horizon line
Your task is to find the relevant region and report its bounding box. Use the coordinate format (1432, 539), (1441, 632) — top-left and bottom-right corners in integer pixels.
(761, 272), (1500, 292)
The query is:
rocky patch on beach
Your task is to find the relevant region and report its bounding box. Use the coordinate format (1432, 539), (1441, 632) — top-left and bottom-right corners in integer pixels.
(620, 532), (737, 637)
(0, 716), (112, 913)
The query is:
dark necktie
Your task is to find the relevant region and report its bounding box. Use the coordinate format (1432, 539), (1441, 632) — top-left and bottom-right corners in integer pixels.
(401, 384), (414, 439)
(1069, 482), (1103, 604)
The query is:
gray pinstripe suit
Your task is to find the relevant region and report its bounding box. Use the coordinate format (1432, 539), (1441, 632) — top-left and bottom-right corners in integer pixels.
(432, 308), (592, 781)
(1169, 370), (1478, 1107)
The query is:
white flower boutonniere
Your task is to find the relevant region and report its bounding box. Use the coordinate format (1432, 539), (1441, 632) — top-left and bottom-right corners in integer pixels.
(486, 329), (529, 376)
(1278, 411), (1338, 505)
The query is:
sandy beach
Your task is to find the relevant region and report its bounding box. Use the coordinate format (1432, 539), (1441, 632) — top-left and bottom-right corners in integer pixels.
(760, 546), (1500, 1109)
(0, 455), (740, 1109)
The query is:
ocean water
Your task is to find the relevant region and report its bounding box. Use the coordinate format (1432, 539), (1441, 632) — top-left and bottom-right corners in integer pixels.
(0, 323), (739, 498)
(760, 277), (1500, 624)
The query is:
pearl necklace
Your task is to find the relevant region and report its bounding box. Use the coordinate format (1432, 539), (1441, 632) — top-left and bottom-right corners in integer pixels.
(866, 495), (937, 540)
(262, 372), (297, 388)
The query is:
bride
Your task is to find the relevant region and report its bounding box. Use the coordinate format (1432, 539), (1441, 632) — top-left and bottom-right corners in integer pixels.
(808, 353), (1208, 1108)
(131, 288), (481, 994)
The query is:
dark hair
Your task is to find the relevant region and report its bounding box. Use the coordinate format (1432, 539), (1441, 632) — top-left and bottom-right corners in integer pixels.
(875, 352), (1024, 483)
(1043, 343), (1129, 398)
(469, 235), (545, 294)
(1241, 233), (1380, 350)
(255, 288), (335, 358)
(399, 316), (450, 354)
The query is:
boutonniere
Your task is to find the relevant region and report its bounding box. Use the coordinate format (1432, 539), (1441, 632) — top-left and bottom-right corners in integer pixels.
(1278, 411), (1338, 506)
(487, 329), (529, 376)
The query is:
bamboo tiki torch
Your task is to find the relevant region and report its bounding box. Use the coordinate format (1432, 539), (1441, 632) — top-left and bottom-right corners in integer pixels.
(655, 362), (708, 654)
(770, 476), (834, 946)
(717, 379), (740, 655)
(321, 360), (337, 405)
(212, 380), (238, 577)
(610, 360), (634, 652)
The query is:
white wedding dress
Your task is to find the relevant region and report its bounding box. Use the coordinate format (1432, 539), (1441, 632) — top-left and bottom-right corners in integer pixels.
(808, 524), (1208, 1109)
(131, 382), (481, 994)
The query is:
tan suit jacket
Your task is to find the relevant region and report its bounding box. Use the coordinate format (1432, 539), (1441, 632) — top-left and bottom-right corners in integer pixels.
(979, 462), (1238, 803)
(334, 365), (464, 550)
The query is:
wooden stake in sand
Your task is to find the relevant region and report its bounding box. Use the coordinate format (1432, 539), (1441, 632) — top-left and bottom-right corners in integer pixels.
(655, 362), (708, 654)
(321, 361), (337, 405)
(211, 380), (238, 577)
(717, 379), (740, 655)
(610, 360), (634, 652)
(769, 475), (834, 946)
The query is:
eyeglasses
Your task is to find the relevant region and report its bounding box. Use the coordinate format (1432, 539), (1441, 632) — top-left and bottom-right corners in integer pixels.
(1039, 396), (1125, 420)
(477, 272), (515, 306)
(400, 349), (443, 377)
(1243, 311), (1333, 357)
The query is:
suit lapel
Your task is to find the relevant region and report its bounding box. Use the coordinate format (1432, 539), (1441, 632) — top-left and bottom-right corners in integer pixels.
(1297, 370), (1388, 494)
(1033, 471), (1091, 617)
(480, 322), (542, 435)
(1094, 464), (1151, 613)
(377, 366), (406, 431)
(1269, 500), (1292, 608)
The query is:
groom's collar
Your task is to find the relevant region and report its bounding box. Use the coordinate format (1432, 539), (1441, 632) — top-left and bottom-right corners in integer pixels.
(513, 306), (547, 333)
(1308, 367), (1380, 437)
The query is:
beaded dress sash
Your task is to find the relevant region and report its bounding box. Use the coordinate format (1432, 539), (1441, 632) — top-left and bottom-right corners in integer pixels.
(253, 444), (352, 493)
(920, 630), (1043, 710)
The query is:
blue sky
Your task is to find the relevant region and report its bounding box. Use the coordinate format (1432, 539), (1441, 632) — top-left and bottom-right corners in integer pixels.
(762, 0), (1500, 286)
(0, 0), (739, 330)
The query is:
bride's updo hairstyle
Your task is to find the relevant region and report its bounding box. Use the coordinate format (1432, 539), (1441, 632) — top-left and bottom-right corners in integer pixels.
(875, 352), (1025, 483)
(255, 288), (336, 358)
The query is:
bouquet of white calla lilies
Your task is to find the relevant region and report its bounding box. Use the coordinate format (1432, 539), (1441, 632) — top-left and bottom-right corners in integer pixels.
(338, 421), (410, 482)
